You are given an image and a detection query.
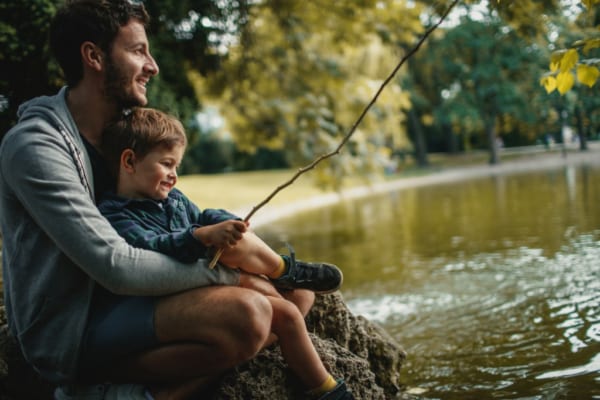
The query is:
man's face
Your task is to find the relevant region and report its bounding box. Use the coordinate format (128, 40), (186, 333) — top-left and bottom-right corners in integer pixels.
(103, 20), (159, 109)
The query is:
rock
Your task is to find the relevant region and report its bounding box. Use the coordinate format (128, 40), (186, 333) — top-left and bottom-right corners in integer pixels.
(0, 293), (407, 399)
(306, 292), (407, 395)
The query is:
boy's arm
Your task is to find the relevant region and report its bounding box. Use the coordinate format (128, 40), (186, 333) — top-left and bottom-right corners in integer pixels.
(200, 208), (241, 224)
(177, 189), (240, 225)
(102, 208), (207, 263)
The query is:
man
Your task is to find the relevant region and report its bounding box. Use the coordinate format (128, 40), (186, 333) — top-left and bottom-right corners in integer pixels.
(0, 1), (346, 399)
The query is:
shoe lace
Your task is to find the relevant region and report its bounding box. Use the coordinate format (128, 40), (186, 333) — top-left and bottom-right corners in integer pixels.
(285, 242), (297, 267)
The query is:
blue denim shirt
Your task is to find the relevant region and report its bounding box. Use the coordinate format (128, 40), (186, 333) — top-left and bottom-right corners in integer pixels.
(98, 189), (239, 263)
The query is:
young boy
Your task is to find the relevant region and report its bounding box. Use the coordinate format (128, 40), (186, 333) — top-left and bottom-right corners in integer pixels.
(98, 107), (354, 399)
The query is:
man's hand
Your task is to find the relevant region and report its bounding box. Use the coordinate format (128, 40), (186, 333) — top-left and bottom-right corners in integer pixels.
(193, 220), (248, 248)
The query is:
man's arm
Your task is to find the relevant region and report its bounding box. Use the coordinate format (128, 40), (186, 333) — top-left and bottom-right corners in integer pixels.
(1, 126), (239, 295)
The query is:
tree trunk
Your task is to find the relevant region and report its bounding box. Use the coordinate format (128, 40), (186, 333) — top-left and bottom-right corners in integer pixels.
(445, 123), (459, 154)
(408, 108), (429, 167)
(575, 104), (588, 151)
(486, 116), (500, 165)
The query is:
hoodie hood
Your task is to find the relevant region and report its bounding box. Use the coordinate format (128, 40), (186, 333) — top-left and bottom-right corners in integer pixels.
(7, 86), (95, 199)
(16, 86), (77, 137)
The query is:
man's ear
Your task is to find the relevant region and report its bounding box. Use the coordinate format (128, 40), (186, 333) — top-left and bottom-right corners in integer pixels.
(81, 41), (104, 72)
(121, 149), (136, 173)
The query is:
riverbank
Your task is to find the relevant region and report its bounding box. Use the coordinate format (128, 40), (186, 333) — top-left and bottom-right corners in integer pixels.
(179, 143), (600, 228)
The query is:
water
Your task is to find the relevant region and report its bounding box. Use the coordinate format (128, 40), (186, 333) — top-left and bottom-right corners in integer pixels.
(257, 164), (600, 399)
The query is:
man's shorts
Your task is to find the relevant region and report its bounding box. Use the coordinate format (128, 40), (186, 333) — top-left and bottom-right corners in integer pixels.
(78, 293), (159, 376)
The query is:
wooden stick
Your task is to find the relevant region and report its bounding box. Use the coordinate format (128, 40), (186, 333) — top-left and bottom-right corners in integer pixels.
(209, 0), (459, 269)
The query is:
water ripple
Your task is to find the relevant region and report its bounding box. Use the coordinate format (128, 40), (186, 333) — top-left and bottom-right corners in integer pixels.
(346, 233), (600, 398)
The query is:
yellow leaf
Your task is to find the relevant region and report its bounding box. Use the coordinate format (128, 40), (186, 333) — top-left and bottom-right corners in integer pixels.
(583, 38), (600, 54)
(556, 71), (575, 94)
(540, 75), (557, 93)
(577, 65), (600, 87)
(559, 49), (578, 72)
(582, 0), (600, 8)
(549, 51), (564, 72)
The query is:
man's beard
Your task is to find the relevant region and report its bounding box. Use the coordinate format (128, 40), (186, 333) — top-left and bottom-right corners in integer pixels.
(103, 56), (145, 110)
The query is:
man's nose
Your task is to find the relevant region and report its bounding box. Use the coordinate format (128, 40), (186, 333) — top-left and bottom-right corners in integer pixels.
(145, 54), (159, 76)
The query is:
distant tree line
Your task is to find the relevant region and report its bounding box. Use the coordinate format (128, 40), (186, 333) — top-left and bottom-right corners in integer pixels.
(1, 1), (598, 179)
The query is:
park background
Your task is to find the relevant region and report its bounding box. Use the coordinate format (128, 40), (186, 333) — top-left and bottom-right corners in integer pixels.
(1, 0), (599, 182)
(1, 1), (600, 399)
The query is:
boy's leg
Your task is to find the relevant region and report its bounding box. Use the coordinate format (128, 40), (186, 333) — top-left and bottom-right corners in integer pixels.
(219, 230), (282, 276)
(219, 231), (343, 294)
(267, 296), (330, 390)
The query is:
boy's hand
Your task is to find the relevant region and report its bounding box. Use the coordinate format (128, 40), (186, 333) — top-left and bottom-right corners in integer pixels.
(193, 220), (248, 248)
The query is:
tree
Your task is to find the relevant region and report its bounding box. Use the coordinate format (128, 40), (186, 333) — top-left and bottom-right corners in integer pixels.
(0, 0), (58, 138)
(202, 0), (422, 187)
(0, 0), (249, 148)
(414, 14), (550, 164)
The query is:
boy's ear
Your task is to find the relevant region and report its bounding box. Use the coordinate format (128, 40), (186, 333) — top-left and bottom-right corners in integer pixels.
(121, 149), (136, 173)
(81, 41), (104, 72)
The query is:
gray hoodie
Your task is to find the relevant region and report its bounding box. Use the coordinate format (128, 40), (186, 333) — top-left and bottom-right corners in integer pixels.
(0, 87), (239, 383)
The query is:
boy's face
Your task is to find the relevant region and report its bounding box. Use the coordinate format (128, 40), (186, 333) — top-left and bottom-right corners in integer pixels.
(103, 20), (159, 109)
(123, 144), (184, 201)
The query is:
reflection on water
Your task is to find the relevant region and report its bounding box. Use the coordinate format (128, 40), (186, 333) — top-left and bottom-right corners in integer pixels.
(258, 164), (600, 399)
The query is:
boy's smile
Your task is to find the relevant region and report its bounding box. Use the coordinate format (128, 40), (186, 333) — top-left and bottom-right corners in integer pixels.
(120, 144), (184, 200)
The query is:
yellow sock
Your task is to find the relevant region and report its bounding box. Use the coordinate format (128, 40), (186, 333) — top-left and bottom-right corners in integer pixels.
(270, 256), (287, 279)
(308, 375), (337, 396)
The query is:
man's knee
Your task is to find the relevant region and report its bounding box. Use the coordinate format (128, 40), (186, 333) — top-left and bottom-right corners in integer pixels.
(225, 290), (273, 361)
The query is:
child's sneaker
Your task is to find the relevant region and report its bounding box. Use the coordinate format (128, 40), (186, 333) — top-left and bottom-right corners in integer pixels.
(316, 379), (355, 400)
(271, 244), (343, 294)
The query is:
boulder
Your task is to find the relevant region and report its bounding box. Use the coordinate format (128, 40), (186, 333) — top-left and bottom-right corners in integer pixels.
(0, 293), (407, 399)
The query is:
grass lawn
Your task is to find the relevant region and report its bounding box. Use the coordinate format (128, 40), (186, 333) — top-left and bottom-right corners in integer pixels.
(177, 169), (332, 214)
(176, 147), (564, 213)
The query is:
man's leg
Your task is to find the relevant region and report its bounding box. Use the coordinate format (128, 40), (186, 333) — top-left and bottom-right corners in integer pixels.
(103, 284), (273, 383)
(83, 276), (315, 399)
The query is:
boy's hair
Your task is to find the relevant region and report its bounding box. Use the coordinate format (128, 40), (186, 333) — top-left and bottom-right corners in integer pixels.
(102, 107), (188, 178)
(50, 0), (150, 86)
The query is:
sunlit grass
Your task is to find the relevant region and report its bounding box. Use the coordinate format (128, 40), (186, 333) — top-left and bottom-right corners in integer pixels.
(177, 169), (331, 214)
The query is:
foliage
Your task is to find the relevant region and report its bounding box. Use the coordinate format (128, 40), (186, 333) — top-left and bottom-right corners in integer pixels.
(2, 0), (598, 181)
(0, 0), (245, 145)
(0, 0), (59, 137)
(540, 0), (600, 94)
(202, 0), (424, 187)
(412, 15), (550, 158)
